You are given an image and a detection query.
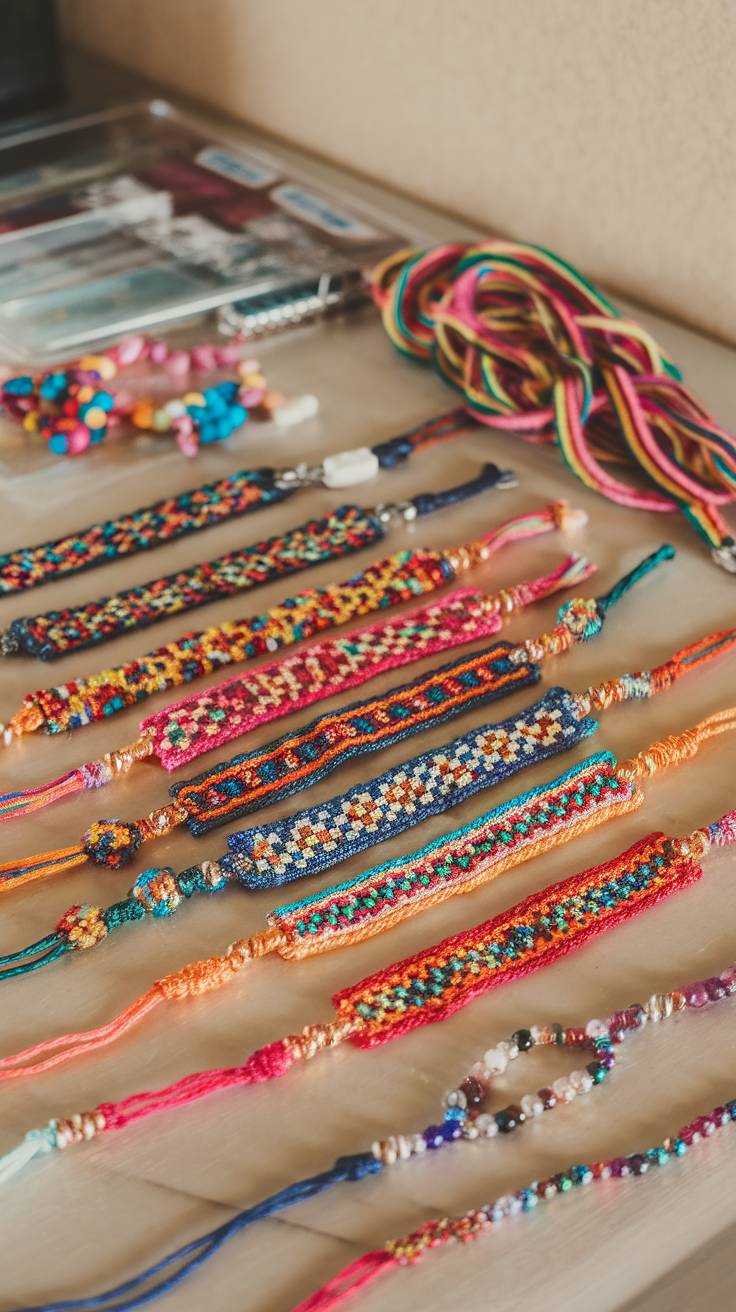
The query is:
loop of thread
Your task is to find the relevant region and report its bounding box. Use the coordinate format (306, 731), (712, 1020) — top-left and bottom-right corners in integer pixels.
(369, 242), (736, 558)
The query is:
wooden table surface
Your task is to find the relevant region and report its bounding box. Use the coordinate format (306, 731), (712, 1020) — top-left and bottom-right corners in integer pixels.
(0, 68), (735, 1312)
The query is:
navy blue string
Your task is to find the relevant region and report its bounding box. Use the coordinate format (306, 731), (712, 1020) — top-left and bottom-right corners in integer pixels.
(411, 463), (515, 516)
(371, 407), (472, 467)
(18, 1153), (381, 1312)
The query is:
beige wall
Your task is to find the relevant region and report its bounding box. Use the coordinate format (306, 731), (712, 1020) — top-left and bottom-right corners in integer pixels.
(58, 0), (736, 344)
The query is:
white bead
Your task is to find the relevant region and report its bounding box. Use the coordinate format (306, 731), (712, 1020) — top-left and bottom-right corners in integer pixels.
(569, 1069), (594, 1093)
(3, 728), (13, 747)
(585, 1018), (608, 1039)
(322, 446), (379, 488)
(410, 1133), (427, 1154)
(497, 1040), (519, 1060)
(482, 1046), (508, 1076)
(551, 1076), (576, 1103)
(272, 394), (319, 427)
(520, 1093), (544, 1118)
(445, 1089), (468, 1109)
(164, 399), (186, 418)
(474, 1114), (499, 1138)
(396, 1134), (412, 1160)
(467, 1061), (490, 1084)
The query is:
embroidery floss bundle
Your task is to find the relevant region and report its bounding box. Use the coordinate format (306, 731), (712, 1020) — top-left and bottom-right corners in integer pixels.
(14, 961), (735, 1311)
(6, 707), (733, 1081)
(1, 810), (733, 1189)
(1, 501), (573, 741)
(0, 552), (593, 823)
(371, 242), (736, 570)
(2, 463), (511, 660)
(0, 547), (673, 913)
(0, 409), (477, 599)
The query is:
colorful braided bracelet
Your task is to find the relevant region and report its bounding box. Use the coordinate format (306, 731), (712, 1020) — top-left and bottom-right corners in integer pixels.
(0, 409), (474, 597)
(1, 808), (733, 1190)
(2, 501), (573, 740)
(371, 242), (736, 570)
(2, 462), (512, 661)
(0, 546), (670, 902)
(11, 961), (735, 1312)
(0, 553), (592, 824)
(0, 625), (732, 990)
(6, 707), (733, 1082)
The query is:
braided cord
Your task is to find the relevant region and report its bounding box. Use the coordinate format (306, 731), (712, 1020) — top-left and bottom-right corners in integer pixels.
(370, 242), (736, 566)
(2, 506), (384, 661)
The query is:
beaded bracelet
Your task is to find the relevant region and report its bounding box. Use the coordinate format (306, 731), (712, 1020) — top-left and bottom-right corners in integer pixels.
(2, 463), (511, 661)
(0, 409), (473, 598)
(12, 961), (735, 1312)
(0, 553), (592, 825)
(298, 1094), (736, 1312)
(1, 810), (733, 1189)
(0, 547), (673, 906)
(2, 501), (573, 741)
(7, 706), (733, 1082)
(371, 242), (736, 571)
(0, 334), (311, 458)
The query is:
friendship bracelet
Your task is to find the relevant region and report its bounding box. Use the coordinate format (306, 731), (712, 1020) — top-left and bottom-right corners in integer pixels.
(218, 626), (734, 886)
(2, 463), (512, 661)
(0, 546), (673, 906)
(2, 502), (573, 741)
(0, 624), (730, 983)
(0, 335), (312, 459)
(370, 242), (736, 570)
(0, 409), (477, 599)
(7, 708), (734, 1083)
(14, 961), (735, 1312)
(0, 554), (592, 824)
(295, 1092), (736, 1312)
(1, 810), (733, 1190)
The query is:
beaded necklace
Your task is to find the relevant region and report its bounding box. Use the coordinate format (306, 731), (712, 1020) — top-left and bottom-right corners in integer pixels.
(371, 242), (736, 570)
(2, 501), (573, 742)
(0, 552), (592, 825)
(2, 462), (511, 661)
(0, 409), (473, 599)
(0, 334), (304, 458)
(3, 806), (729, 1185)
(6, 706), (733, 1084)
(0, 548), (672, 914)
(10, 964), (735, 1312)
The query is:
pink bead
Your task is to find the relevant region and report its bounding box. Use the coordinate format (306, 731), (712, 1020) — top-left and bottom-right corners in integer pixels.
(165, 350), (191, 378)
(238, 386), (266, 407)
(215, 344), (242, 366)
(112, 389), (135, 413)
(117, 335), (146, 366)
(150, 341), (169, 364)
(191, 344), (217, 372)
(172, 415), (194, 436)
(682, 981), (710, 1009)
(719, 966), (736, 992)
(66, 424), (91, 454)
(176, 429), (199, 458)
